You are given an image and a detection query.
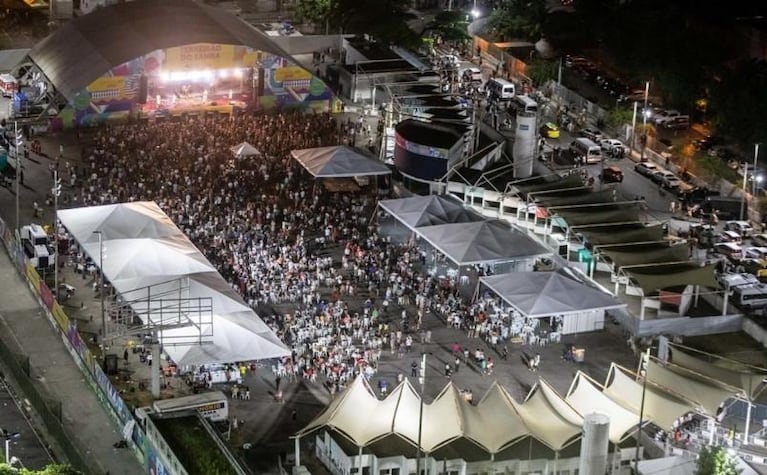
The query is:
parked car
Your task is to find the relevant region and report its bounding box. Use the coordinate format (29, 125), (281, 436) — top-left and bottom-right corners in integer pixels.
(752, 234), (767, 247)
(653, 109), (681, 125)
(599, 138), (629, 156)
(744, 246), (767, 260)
(540, 122), (560, 139)
(635, 162), (660, 177)
(741, 259), (767, 281)
(658, 171), (681, 189)
(692, 135), (724, 151)
(601, 166), (624, 183)
(716, 230), (743, 244)
(678, 187), (719, 206)
(663, 115), (690, 130)
(714, 242), (743, 262)
(724, 220), (754, 238)
(579, 127), (603, 142)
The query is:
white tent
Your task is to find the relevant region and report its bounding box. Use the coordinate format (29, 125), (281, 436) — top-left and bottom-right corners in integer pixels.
(565, 372), (639, 443)
(378, 195), (484, 230)
(291, 145), (391, 178)
(416, 220), (550, 266)
(480, 268), (626, 318)
(57, 203), (290, 365)
(58, 201), (181, 244)
(231, 142), (261, 157)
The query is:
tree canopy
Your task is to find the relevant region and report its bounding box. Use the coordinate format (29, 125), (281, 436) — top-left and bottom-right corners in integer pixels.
(709, 59), (767, 146)
(0, 463), (81, 475)
(295, 0), (418, 47)
(486, 0), (547, 42)
(422, 11), (471, 43)
(695, 446), (742, 475)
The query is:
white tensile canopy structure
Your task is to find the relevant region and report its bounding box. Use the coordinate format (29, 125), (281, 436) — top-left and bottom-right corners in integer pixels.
(479, 268), (626, 318)
(416, 220), (550, 266)
(231, 142), (261, 157)
(299, 361), (748, 463)
(378, 195), (485, 230)
(57, 202), (290, 366)
(291, 145), (392, 178)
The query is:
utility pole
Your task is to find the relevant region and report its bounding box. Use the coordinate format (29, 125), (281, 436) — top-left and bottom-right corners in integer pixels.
(634, 348), (650, 473)
(53, 170), (61, 299)
(740, 144), (760, 222)
(14, 122), (22, 236)
(94, 230), (106, 349)
(415, 352), (426, 475)
(640, 82), (649, 161)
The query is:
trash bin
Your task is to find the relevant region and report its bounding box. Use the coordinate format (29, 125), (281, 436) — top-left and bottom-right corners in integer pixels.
(574, 348), (585, 363)
(104, 353), (119, 375)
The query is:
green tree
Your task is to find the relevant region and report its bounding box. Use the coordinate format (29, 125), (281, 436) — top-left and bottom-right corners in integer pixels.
(0, 463), (81, 475)
(526, 57), (558, 87)
(422, 11), (470, 43)
(604, 106), (634, 130)
(335, 0), (418, 47)
(709, 59), (767, 145)
(486, 0), (547, 42)
(695, 445), (742, 475)
(295, 0), (334, 33)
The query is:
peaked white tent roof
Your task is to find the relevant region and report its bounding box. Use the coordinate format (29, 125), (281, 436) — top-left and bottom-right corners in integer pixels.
(668, 345), (767, 399)
(604, 365), (695, 430)
(480, 268), (625, 318)
(416, 220), (550, 266)
(58, 201), (181, 244)
(57, 203), (289, 365)
(231, 142), (261, 157)
(565, 372), (639, 443)
(291, 145), (391, 178)
(378, 195), (485, 230)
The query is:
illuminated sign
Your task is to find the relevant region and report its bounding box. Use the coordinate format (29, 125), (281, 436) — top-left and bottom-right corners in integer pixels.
(395, 134), (448, 159)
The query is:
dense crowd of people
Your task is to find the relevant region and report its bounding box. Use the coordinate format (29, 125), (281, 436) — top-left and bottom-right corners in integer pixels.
(56, 111), (544, 396)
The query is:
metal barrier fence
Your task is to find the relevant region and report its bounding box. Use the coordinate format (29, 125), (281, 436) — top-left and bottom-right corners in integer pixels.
(0, 336), (91, 473)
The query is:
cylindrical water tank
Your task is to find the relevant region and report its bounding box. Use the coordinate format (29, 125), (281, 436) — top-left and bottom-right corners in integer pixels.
(578, 412), (610, 475)
(513, 113), (537, 179)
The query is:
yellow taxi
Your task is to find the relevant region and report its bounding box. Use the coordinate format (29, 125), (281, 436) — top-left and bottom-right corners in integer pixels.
(540, 122), (560, 139)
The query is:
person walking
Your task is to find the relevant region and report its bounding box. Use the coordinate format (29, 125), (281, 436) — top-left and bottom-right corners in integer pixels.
(454, 357), (460, 373)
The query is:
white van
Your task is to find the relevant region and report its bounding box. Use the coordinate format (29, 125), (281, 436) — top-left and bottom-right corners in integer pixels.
(569, 138), (603, 164)
(486, 78), (515, 100)
(731, 283), (767, 310)
(714, 242), (743, 262)
(511, 95), (538, 114)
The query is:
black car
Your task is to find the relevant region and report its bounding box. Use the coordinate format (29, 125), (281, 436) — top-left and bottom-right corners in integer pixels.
(693, 135), (724, 151)
(679, 187), (719, 205)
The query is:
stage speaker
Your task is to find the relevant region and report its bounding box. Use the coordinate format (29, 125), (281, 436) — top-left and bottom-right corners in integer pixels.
(104, 354), (119, 375)
(138, 75), (148, 104)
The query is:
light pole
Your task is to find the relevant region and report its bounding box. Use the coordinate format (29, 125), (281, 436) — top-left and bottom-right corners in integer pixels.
(1, 429), (20, 463)
(52, 171), (61, 300)
(640, 81), (649, 162)
(415, 352), (426, 475)
(755, 175), (763, 196)
(740, 144), (760, 222)
(93, 230), (106, 348)
(634, 348), (650, 473)
(13, 122), (23, 235)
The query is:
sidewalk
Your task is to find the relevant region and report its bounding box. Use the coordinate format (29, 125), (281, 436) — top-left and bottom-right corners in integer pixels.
(0, 247), (142, 474)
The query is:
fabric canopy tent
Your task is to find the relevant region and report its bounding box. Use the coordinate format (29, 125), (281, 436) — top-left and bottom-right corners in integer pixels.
(598, 242), (690, 268)
(603, 365), (695, 430)
(623, 262), (719, 294)
(378, 195), (484, 230)
(480, 268), (625, 318)
(231, 142), (261, 157)
(513, 174), (584, 196)
(576, 222), (665, 246)
(298, 376), (585, 456)
(416, 220), (549, 266)
(553, 204), (640, 227)
(565, 372), (639, 443)
(58, 201), (181, 244)
(643, 359), (741, 416)
(291, 145), (391, 178)
(668, 346), (767, 400)
(57, 203), (290, 365)
(532, 188), (616, 208)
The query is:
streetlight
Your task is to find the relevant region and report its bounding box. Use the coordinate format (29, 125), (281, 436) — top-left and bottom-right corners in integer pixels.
(634, 348), (650, 473)
(13, 122), (23, 235)
(755, 175), (763, 196)
(93, 230), (106, 348)
(52, 170), (61, 301)
(415, 352), (426, 475)
(740, 144), (760, 221)
(1, 429), (20, 463)
(640, 81), (650, 162)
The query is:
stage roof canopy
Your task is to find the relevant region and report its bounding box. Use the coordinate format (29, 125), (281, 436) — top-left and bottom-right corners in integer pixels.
(480, 268), (625, 318)
(28, 0), (295, 102)
(291, 146), (392, 178)
(378, 194), (484, 230)
(58, 202), (290, 365)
